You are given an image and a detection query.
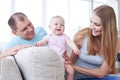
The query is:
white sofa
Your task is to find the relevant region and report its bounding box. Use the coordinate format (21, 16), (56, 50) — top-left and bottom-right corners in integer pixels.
(0, 47), (65, 80)
(0, 44), (120, 80)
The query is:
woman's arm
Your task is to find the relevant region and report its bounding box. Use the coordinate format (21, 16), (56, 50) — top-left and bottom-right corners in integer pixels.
(70, 51), (78, 64)
(64, 53), (110, 78)
(73, 60), (110, 78)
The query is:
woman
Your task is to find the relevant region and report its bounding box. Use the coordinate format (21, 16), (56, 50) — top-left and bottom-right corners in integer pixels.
(0, 45), (30, 60)
(64, 5), (120, 80)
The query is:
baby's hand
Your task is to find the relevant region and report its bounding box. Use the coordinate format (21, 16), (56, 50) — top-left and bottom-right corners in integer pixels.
(74, 49), (80, 55)
(34, 42), (43, 47)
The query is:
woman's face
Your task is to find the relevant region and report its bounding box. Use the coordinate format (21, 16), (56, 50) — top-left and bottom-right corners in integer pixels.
(90, 13), (102, 36)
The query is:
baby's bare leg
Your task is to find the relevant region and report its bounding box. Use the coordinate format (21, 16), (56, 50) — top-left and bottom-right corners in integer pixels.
(65, 64), (74, 80)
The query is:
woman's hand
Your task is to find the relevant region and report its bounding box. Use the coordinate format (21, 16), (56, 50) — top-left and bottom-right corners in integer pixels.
(63, 52), (74, 66)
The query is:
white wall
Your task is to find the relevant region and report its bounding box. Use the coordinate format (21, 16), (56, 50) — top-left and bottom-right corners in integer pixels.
(117, 0), (120, 37)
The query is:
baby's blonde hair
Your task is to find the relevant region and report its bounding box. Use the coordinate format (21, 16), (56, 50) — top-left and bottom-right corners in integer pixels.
(50, 15), (65, 24)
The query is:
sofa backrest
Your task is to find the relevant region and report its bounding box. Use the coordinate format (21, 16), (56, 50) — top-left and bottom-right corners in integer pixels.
(15, 47), (65, 80)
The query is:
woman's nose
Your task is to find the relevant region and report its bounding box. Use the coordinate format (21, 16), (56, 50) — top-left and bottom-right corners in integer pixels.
(90, 23), (95, 29)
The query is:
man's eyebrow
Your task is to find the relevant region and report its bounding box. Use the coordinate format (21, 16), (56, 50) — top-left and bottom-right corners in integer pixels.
(20, 25), (27, 32)
(21, 22), (31, 31)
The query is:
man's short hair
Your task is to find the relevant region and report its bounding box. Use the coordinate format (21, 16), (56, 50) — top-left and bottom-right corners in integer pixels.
(8, 12), (27, 30)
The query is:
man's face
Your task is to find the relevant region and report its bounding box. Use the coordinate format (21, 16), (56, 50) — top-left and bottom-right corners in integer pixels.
(12, 17), (35, 40)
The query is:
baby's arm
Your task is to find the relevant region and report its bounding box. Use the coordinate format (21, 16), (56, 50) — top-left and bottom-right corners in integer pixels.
(66, 38), (80, 55)
(35, 40), (48, 47)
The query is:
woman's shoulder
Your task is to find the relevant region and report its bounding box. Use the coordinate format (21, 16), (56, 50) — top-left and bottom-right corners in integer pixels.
(75, 27), (89, 35)
(73, 27), (89, 40)
(73, 27), (89, 48)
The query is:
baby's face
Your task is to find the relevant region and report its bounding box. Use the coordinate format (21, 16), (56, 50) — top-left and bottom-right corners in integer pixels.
(49, 17), (65, 35)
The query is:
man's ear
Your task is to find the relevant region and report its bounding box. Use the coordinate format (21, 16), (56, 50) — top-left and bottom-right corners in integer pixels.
(12, 30), (17, 35)
(48, 25), (51, 29)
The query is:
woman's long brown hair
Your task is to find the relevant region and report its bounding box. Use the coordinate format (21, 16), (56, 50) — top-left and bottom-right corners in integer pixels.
(88, 5), (118, 72)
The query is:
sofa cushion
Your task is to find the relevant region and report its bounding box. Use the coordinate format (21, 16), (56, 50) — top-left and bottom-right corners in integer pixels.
(15, 47), (65, 80)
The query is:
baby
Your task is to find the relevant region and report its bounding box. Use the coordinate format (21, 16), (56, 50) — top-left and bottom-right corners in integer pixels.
(35, 15), (80, 80)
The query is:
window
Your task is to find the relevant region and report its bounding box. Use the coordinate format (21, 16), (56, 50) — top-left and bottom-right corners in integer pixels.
(46, 0), (90, 38)
(46, 0), (69, 33)
(0, 0), (118, 42)
(0, 0), (11, 42)
(15, 0), (43, 27)
(69, 0), (89, 38)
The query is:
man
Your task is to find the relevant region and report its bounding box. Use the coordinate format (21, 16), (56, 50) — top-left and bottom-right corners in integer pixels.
(4, 12), (47, 50)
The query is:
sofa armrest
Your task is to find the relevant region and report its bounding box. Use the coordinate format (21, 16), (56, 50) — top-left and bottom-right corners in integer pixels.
(1, 56), (23, 80)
